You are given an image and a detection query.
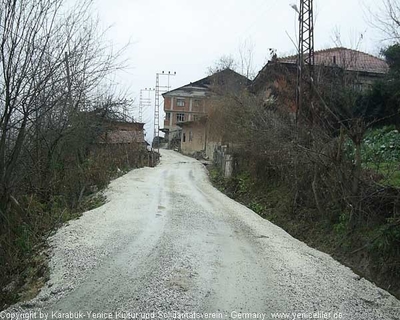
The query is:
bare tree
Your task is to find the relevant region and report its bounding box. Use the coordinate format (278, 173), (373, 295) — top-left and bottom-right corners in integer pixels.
(0, 0), (125, 211)
(207, 55), (238, 75)
(366, 0), (400, 41)
(238, 39), (256, 80)
(208, 42), (257, 80)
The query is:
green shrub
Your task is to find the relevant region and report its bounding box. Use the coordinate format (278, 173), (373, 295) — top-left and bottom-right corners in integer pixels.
(333, 212), (350, 234)
(363, 126), (400, 163)
(373, 219), (400, 255)
(249, 201), (266, 215)
(345, 126), (400, 187)
(236, 172), (252, 195)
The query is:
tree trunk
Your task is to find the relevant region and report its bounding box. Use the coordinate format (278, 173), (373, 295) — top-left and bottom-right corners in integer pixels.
(312, 163), (324, 216)
(336, 126), (345, 163)
(352, 141), (362, 196)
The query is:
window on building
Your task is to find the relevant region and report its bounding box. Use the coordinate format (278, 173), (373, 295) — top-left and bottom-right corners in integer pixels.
(192, 115), (199, 122)
(182, 133), (186, 143)
(165, 112), (171, 120)
(176, 98), (185, 107)
(177, 113), (185, 122)
(353, 83), (365, 92)
(193, 99), (202, 111)
(189, 131), (193, 142)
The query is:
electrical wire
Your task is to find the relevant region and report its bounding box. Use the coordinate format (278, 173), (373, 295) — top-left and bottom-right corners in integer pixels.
(236, 0), (280, 41)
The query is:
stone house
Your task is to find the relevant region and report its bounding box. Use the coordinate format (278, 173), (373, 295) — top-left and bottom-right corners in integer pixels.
(251, 47), (389, 110)
(83, 109), (150, 168)
(98, 120), (146, 146)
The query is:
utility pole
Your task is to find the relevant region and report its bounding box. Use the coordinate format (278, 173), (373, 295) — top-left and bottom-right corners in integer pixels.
(153, 71), (176, 154)
(295, 0), (315, 124)
(139, 88), (154, 123)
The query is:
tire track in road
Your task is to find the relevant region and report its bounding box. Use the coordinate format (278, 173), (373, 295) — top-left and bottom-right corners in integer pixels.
(46, 169), (171, 313)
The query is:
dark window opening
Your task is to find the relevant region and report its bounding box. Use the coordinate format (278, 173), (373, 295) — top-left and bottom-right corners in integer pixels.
(177, 98), (185, 107)
(177, 113), (185, 122)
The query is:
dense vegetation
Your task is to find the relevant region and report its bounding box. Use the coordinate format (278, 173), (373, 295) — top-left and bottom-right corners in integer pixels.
(207, 43), (400, 298)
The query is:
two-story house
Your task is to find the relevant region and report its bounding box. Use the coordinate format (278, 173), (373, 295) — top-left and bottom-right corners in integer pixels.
(161, 69), (250, 150)
(161, 78), (208, 148)
(161, 81), (208, 146)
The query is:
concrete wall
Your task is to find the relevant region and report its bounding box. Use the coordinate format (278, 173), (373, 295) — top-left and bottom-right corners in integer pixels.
(213, 145), (234, 178)
(180, 121), (206, 156)
(205, 141), (221, 161)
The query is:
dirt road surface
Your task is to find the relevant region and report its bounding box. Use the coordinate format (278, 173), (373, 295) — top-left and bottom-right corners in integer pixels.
(4, 150), (400, 319)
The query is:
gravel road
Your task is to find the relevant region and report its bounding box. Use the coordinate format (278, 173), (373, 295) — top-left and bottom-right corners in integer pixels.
(3, 150), (400, 319)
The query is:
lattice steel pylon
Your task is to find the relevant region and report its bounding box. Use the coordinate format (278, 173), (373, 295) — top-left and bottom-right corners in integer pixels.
(296, 0), (315, 123)
(154, 71), (176, 151)
(139, 88), (154, 123)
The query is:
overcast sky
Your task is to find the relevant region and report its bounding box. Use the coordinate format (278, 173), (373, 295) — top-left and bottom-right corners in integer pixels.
(92, 0), (387, 141)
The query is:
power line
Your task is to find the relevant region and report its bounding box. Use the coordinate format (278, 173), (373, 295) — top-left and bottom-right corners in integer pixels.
(236, 0), (280, 41)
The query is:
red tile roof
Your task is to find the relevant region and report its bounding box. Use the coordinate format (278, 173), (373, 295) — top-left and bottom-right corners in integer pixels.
(278, 47), (389, 74)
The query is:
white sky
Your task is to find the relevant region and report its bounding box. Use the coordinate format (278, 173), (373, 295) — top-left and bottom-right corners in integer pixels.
(92, 0), (388, 142)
